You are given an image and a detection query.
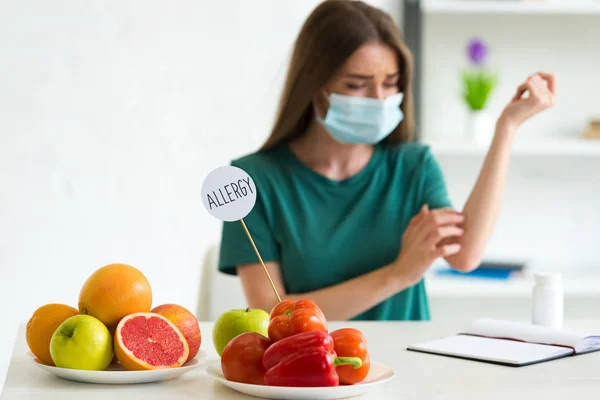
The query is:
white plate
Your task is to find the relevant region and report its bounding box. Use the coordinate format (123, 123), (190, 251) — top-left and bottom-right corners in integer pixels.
(30, 350), (210, 384)
(206, 359), (395, 400)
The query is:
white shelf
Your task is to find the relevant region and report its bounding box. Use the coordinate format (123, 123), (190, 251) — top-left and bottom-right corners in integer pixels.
(426, 274), (600, 297)
(425, 262), (600, 297)
(423, 137), (600, 156)
(423, 0), (600, 15)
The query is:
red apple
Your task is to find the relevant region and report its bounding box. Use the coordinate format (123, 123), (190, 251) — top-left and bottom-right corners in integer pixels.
(151, 304), (201, 362)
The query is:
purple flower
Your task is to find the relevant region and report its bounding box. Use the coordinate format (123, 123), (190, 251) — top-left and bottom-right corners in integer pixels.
(467, 37), (488, 65)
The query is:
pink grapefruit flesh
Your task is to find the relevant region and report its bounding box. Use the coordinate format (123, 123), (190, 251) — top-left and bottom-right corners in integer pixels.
(114, 312), (189, 370)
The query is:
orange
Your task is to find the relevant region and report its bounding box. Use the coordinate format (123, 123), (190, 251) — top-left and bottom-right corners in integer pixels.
(26, 304), (79, 365)
(78, 263), (152, 332)
(114, 312), (189, 370)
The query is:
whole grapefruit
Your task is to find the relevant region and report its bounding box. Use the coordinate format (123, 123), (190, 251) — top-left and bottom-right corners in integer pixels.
(151, 304), (201, 362)
(78, 263), (152, 331)
(26, 303), (80, 366)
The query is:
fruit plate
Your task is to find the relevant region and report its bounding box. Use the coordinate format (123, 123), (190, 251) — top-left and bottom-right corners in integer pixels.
(206, 360), (395, 400)
(29, 350), (210, 384)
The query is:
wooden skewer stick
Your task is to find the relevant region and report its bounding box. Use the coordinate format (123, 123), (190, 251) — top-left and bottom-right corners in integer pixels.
(240, 218), (282, 303)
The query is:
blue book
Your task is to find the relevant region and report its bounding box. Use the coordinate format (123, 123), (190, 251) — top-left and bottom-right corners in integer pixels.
(434, 267), (513, 280)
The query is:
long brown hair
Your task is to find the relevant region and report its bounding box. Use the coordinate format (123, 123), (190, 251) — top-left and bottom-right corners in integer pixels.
(259, 0), (415, 152)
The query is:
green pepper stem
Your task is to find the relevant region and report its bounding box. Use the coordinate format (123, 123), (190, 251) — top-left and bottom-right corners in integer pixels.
(334, 356), (362, 369)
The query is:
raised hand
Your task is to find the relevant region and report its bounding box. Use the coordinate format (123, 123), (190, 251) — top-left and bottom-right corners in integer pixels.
(500, 72), (557, 129)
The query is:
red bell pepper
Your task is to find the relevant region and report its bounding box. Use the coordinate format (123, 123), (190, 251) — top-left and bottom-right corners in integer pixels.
(262, 330), (362, 387)
(268, 299), (328, 343)
(263, 330), (334, 370)
(330, 328), (371, 385)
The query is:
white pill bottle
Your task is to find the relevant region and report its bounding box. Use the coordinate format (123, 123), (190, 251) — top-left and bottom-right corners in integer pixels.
(531, 272), (564, 329)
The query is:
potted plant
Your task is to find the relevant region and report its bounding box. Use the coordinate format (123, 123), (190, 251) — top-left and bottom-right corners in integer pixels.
(462, 37), (498, 144)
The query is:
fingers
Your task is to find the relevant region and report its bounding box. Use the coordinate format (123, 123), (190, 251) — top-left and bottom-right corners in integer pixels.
(515, 73), (556, 104)
(428, 208), (463, 224)
(414, 208), (464, 242)
(512, 74), (556, 110)
(528, 75), (555, 107)
(436, 243), (462, 258)
(408, 203), (429, 229)
(535, 71), (557, 95)
(397, 207), (464, 280)
(426, 226), (464, 247)
(512, 83), (529, 102)
(526, 76), (544, 102)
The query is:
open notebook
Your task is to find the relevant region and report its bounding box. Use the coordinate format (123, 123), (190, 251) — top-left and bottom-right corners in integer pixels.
(407, 318), (600, 367)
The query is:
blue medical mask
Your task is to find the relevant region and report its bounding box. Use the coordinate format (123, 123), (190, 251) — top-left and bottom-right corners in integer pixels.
(315, 91), (404, 144)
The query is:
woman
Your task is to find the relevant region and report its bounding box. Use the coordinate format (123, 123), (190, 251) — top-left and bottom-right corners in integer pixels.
(217, 0), (556, 321)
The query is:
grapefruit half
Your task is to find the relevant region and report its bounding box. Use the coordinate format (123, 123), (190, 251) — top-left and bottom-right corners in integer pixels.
(114, 312), (189, 370)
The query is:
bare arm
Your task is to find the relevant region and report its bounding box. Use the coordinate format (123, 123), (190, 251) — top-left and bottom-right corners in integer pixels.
(442, 124), (515, 272)
(237, 261), (407, 321)
(444, 72), (557, 272)
(237, 205), (463, 320)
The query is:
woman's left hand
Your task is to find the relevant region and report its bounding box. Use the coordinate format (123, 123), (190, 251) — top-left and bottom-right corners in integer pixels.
(499, 72), (557, 130)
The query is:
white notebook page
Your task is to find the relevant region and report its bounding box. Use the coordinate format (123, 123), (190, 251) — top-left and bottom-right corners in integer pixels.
(465, 318), (600, 353)
(409, 335), (572, 365)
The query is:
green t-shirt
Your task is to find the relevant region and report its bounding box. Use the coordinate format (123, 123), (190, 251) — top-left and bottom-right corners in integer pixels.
(217, 141), (452, 321)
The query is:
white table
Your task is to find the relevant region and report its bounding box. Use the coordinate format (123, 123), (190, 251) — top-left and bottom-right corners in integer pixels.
(2, 320), (600, 400)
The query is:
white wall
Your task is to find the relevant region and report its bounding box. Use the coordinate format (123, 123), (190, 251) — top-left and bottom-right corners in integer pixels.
(0, 0), (402, 390)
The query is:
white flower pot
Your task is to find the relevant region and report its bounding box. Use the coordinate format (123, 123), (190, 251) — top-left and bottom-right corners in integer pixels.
(467, 110), (495, 145)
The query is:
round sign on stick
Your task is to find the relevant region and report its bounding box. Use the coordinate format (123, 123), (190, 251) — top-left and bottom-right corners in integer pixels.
(201, 166), (257, 222)
(201, 165), (281, 302)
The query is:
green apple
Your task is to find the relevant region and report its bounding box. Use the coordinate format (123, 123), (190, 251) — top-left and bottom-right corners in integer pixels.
(49, 314), (113, 370)
(213, 308), (270, 356)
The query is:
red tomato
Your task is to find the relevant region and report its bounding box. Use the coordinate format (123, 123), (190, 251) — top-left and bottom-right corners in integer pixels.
(330, 328), (370, 385)
(268, 299), (328, 343)
(221, 332), (272, 385)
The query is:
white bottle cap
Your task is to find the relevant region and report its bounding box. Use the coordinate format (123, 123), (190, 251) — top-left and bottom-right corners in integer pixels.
(534, 272), (562, 286)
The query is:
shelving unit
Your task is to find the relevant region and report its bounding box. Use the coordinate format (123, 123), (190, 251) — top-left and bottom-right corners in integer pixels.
(402, 0), (600, 142)
(423, 137), (600, 156)
(422, 0), (600, 15)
